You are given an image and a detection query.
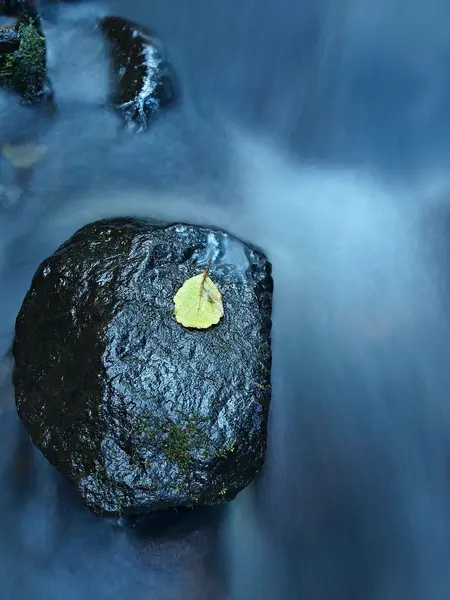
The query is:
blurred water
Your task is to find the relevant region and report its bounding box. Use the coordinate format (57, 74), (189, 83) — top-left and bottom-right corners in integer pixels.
(1, 0), (450, 598)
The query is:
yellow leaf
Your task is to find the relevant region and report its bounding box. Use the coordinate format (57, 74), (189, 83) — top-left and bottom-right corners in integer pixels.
(174, 271), (224, 330)
(2, 143), (48, 168)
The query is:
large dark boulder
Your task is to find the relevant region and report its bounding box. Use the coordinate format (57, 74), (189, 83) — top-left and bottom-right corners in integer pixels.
(13, 219), (272, 516)
(99, 16), (177, 131)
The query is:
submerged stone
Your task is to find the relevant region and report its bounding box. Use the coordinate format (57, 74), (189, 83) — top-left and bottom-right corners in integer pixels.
(13, 219), (273, 516)
(99, 16), (176, 131)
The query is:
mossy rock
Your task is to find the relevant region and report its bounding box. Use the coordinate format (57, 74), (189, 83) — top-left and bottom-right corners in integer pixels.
(0, 2), (52, 104)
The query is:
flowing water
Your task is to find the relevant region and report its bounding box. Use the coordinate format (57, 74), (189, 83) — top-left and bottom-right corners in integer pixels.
(2, 0), (450, 598)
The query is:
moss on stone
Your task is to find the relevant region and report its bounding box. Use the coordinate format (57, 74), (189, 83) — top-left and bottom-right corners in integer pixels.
(0, 53), (14, 78)
(162, 423), (196, 467)
(139, 412), (212, 473)
(0, 18), (47, 101)
(218, 440), (236, 458)
(137, 410), (239, 505)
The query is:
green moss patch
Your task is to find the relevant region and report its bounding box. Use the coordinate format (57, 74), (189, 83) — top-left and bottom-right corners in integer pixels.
(138, 410), (237, 502)
(0, 19), (46, 101)
(139, 411), (213, 471)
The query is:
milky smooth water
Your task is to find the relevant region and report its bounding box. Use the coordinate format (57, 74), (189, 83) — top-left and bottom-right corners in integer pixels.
(2, 1), (450, 598)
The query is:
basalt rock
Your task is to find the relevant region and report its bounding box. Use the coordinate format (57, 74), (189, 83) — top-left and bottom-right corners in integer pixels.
(0, 0), (53, 104)
(99, 16), (176, 131)
(13, 219), (273, 516)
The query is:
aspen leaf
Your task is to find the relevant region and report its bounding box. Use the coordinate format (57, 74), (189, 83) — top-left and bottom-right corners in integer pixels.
(174, 270), (224, 329)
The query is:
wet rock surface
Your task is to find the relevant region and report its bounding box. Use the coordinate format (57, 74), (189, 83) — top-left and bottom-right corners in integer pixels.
(0, 25), (20, 52)
(99, 16), (177, 131)
(0, 0), (52, 104)
(13, 218), (272, 516)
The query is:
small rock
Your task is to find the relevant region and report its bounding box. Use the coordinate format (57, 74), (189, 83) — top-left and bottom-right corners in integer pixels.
(13, 219), (273, 516)
(99, 16), (177, 131)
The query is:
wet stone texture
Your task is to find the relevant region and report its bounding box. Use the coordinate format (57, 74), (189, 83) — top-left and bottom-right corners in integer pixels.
(99, 16), (177, 131)
(13, 218), (273, 516)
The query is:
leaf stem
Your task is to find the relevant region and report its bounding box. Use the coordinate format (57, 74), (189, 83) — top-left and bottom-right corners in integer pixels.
(197, 258), (212, 314)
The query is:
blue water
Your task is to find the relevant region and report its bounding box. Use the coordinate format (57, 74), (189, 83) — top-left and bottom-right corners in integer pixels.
(1, 0), (450, 598)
